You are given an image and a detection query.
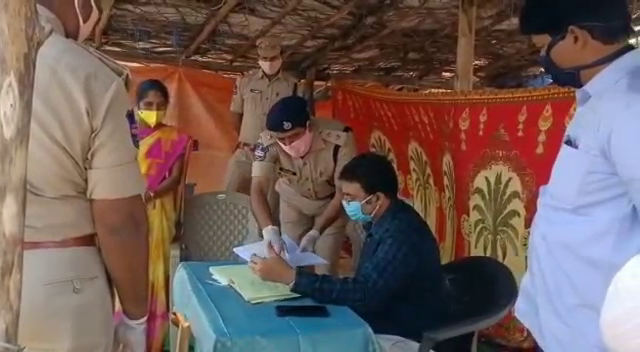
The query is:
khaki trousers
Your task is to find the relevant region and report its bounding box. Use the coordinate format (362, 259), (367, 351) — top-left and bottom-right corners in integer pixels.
(224, 148), (279, 223)
(19, 247), (114, 352)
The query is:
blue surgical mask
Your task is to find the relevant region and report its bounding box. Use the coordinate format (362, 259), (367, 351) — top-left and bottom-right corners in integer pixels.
(342, 195), (379, 223)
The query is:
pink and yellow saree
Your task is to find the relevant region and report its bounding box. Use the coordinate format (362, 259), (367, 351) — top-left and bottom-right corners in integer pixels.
(138, 125), (190, 352)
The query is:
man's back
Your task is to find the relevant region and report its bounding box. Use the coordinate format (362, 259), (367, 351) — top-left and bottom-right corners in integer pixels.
(18, 6), (148, 352)
(27, 16), (141, 241)
(358, 199), (444, 341)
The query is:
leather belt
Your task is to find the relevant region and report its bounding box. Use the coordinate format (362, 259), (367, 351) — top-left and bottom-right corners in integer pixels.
(23, 234), (96, 251)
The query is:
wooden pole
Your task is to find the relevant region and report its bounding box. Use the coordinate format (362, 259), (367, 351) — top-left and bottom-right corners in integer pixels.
(0, 1), (42, 350)
(303, 67), (316, 116)
(454, 0), (477, 91)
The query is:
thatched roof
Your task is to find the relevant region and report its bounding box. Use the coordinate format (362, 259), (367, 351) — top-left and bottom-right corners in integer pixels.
(96, 0), (638, 89)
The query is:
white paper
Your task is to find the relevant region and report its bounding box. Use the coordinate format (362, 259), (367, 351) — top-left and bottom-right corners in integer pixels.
(233, 235), (328, 267)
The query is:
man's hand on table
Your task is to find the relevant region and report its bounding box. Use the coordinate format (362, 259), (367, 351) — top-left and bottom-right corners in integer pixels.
(249, 242), (296, 285)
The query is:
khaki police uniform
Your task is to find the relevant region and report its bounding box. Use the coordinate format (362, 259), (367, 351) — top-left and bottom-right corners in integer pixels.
(18, 7), (146, 352)
(224, 36), (298, 206)
(252, 118), (357, 275)
(225, 69), (298, 194)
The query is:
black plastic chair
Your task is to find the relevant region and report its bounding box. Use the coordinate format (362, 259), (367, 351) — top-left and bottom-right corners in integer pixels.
(419, 256), (518, 352)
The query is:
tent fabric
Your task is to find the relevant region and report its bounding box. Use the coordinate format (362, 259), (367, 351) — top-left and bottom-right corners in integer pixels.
(331, 83), (576, 348)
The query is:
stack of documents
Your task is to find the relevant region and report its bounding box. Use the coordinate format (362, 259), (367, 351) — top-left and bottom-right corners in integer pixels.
(209, 265), (300, 304)
(233, 235), (328, 267)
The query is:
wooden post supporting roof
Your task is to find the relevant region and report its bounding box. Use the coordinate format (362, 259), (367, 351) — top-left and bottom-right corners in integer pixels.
(454, 0), (477, 91)
(303, 67), (316, 116)
(0, 1), (42, 349)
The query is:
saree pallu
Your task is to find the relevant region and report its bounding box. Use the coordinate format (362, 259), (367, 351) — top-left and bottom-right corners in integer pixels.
(138, 126), (190, 352)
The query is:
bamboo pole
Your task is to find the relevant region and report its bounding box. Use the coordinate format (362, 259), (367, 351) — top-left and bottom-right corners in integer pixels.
(454, 0), (477, 91)
(303, 67), (317, 116)
(0, 1), (42, 350)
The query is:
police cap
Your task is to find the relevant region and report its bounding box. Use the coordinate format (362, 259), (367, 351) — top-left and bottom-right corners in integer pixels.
(257, 37), (282, 57)
(266, 96), (310, 133)
(520, 0), (631, 36)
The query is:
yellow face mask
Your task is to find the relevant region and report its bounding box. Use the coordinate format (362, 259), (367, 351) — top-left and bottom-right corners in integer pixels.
(137, 110), (166, 127)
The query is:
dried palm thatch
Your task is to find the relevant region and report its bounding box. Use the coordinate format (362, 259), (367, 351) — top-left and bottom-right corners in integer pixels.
(96, 0), (639, 89)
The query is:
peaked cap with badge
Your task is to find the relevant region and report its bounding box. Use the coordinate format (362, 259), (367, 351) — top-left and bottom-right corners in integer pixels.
(519, 0), (631, 36)
(266, 96), (310, 133)
(257, 37), (282, 57)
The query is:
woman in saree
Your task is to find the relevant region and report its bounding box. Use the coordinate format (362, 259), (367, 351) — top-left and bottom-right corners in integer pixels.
(133, 79), (190, 352)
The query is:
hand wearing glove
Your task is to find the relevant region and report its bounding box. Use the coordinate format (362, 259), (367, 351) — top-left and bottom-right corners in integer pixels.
(115, 314), (147, 352)
(298, 229), (320, 253)
(262, 225), (285, 255)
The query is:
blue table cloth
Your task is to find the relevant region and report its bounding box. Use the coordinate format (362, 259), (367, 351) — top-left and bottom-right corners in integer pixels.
(173, 262), (382, 352)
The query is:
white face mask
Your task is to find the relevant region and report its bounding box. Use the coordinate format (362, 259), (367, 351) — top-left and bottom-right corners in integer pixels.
(75, 0), (100, 43)
(259, 58), (282, 75)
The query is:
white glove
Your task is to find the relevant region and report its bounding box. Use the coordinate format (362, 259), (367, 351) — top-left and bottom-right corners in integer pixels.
(298, 229), (320, 253)
(115, 315), (147, 352)
(262, 225), (285, 254)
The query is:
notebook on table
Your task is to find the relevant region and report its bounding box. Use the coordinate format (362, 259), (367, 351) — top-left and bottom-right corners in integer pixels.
(209, 265), (299, 304)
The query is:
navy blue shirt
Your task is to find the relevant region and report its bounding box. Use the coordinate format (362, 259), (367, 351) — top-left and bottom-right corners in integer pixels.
(292, 199), (444, 341)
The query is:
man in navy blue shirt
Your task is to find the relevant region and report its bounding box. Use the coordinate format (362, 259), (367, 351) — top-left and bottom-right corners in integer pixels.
(251, 152), (444, 343)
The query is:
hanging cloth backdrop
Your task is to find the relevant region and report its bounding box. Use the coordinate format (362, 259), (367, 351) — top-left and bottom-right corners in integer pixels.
(332, 83), (576, 348)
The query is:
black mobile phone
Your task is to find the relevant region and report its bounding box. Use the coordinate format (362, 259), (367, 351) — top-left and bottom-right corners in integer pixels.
(275, 305), (330, 317)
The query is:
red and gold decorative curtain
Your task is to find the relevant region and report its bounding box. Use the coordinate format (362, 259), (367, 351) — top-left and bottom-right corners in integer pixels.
(332, 83), (576, 348)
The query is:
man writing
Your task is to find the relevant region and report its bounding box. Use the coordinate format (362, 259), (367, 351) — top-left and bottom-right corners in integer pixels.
(19, 1), (149, 351)
(250, 152), (444, 350)
(517, 0), (640, 350)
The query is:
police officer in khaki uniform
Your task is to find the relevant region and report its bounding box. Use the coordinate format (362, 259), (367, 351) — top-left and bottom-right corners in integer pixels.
(19, 1), (149, 351)
(225, 37), (299, 196)
(250, 96), (357, 275)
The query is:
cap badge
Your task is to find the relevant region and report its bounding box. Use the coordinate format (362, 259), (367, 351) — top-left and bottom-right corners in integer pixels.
(283, 121), (292, 130)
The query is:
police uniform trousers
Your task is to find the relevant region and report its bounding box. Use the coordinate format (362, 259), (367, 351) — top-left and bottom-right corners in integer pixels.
(276, 181), (346, 276)
(224, 147), (279, 222)
(18, 243), (114, 352)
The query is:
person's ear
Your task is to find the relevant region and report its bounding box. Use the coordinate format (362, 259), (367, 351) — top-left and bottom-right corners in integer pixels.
(370, 192), (382, 205)
(567, 26), (589, 49)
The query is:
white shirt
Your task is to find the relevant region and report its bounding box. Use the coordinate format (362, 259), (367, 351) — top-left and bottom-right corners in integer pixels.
(600, 255), (640, 351)
(516, 49), (640, 351)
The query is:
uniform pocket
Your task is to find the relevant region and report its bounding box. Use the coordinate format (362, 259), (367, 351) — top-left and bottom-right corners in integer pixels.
(546, 145), (593, 205)
(43, 276), (99, 296)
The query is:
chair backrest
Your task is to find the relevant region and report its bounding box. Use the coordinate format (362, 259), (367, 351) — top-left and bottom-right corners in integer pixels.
(181, 192), (259, 262)
(423, 256), (518, 342)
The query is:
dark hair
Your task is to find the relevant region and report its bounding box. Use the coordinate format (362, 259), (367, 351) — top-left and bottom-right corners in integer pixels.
(136, 79), (170, 105)
(338, 152), (398, 198)
(519, 0), (632, 44)
(575, 23), (634, 45)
